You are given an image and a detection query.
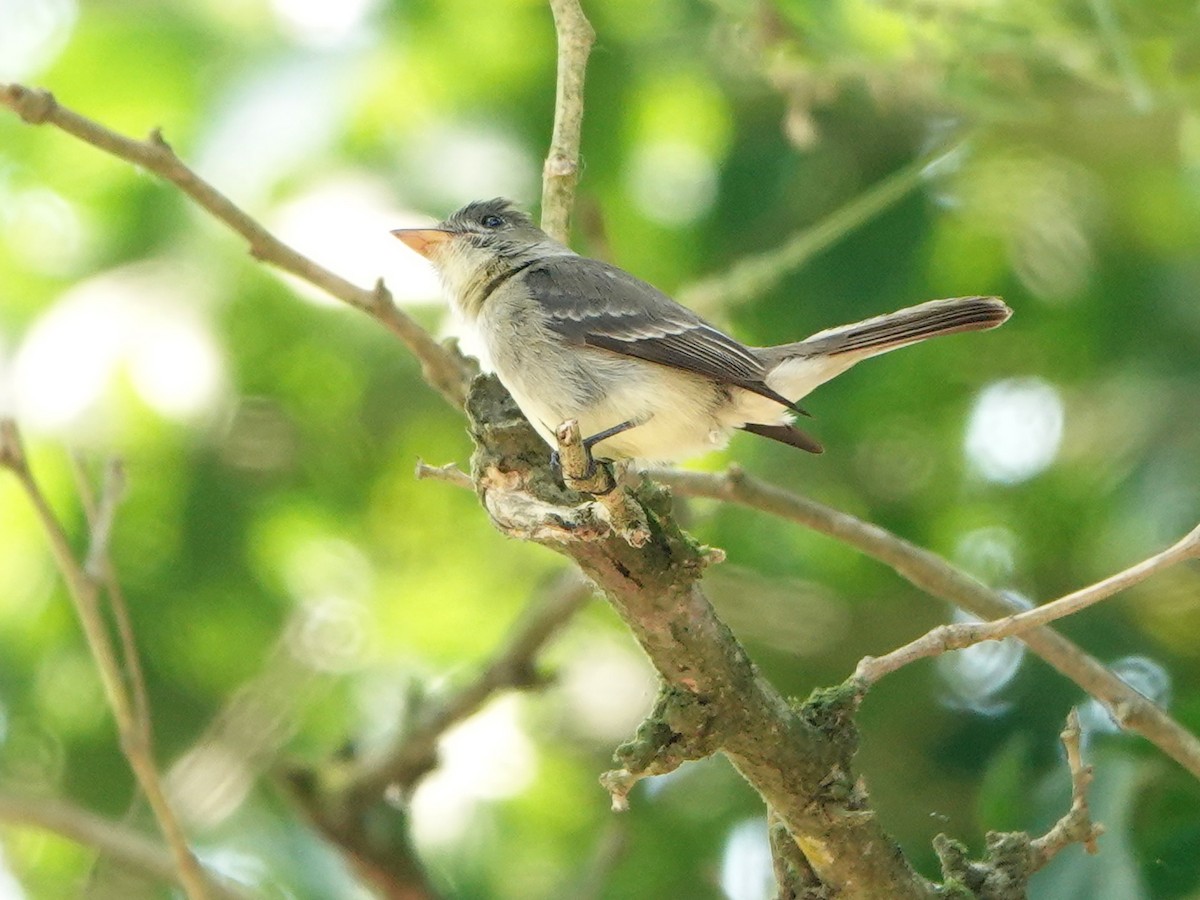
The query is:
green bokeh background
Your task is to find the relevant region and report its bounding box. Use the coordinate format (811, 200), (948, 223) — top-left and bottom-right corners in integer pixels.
(1, 0), (1199, 897)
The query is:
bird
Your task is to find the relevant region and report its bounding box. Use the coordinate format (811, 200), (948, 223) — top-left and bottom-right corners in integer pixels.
(392, 198), (1010, 464)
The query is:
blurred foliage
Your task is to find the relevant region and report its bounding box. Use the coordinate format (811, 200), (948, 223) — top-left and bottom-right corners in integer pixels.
(1, 0), (1199, 897)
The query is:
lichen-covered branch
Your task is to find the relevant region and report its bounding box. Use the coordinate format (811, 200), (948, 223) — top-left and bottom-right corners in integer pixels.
(934, 710), (1102, 896)
(466, 376), (936, 898)
(540, 0), (595, 243)
(651, 465), (1200, 781)
(0, 82), (472, 407)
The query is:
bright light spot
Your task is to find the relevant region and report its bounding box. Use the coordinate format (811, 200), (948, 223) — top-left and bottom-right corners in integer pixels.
(1078, 655), (1172, 742)
(196, 59), (349, 203)
(1, 186), (86, 275)
(35, 651), (105, 734)
(964, 378), (1064, 484)
(169, 742), (254, 829)
(0, 337), (12, 416)
(627, 140), (718, 227)
(12, 285), (126, 430)
(0, 0), (76, 80)
(954, 526), (1019, 584)
(196, 847), (270, 891)
(0, 844), (28, 900)
(720, 818), (773, 900)
(287, 596), (372, 673)
(404, 123), (538, 210)
(11, 263), (225, 434)
(271, 175), (442, 307)
(410, 696), (537, 848)
(128, 314), (223, 419)
(270, 0), (375, 47)
(560, 639), (657, 742)
(283, 537), (374, 603)
(938, 593), (1031, 716)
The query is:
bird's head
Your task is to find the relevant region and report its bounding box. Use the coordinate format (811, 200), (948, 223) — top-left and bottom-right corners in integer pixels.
(392, 198), (571, 317)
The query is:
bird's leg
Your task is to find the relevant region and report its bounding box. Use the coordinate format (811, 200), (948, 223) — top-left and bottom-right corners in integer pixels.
(582, 419), (637, 459)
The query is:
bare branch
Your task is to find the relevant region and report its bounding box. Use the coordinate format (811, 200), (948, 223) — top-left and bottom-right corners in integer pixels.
(0, 792), (249, 900)
(676, 140), (966, 316)
(0, 421), (212, 899)
(1031, 709), (1104, 866)
(0, 82), (472, 407)
(650, 465), (1200, 780)
(857, 524), (1200, 684)
(70, 456), (156, 747)
(413, 458), (473, 489)
(541, 0), (595, 242)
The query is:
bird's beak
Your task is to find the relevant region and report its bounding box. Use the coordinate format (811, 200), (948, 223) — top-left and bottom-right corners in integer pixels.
(391, 228), (455, 259)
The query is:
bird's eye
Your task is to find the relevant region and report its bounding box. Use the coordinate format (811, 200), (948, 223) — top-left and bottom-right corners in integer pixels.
(481, 214), (504, 229)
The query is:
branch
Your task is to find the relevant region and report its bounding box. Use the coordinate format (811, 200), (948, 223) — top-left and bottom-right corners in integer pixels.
(283, 570), (593, 897)
(554, 419), (651, 547)
(857, 525), (1200, 683)
(0, 792), (249, 900)
(649, 465), (1200, 781)
(0, 422), (212, 899)
(414, 458), (473, 489)
(768, 807), (829, 900)
(676, 139), (966, 315)
(934, 710), (1102, 892)
(468, 377), (936, 898)
(350, 571), (593, 798)
(1032, 709), (1104, 864)
(70, 455), (155, 746)
(540, 0), (595, 243)
(0, 82), (472, 407)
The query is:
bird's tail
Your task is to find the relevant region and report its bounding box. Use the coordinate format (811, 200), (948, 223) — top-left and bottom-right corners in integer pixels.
(765, 295), (1011, 362)
(755, 295), (1010, 405)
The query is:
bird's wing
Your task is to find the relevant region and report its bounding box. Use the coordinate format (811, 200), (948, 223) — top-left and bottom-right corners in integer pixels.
(523, 256), (801, 412)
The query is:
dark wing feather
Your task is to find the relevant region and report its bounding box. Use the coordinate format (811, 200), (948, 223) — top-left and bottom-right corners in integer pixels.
(740, 422), (823, 454)
(523, 257), (802, 412)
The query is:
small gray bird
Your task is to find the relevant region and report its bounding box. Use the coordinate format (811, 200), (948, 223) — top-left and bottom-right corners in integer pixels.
(393, 198), (1010, 463)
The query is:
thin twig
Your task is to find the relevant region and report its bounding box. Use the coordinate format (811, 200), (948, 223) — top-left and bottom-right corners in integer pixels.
(933, 711), (1100, 889)
(676, 139), (967, 316)
(857, 525), (1200, 684)
(0, 792), (249, 900)
(69, 455), (156, 806)
(0, 82), (471, 407)
(540, 0), (595, 243)
(0, 422), (212, 899)
(649, 465), (1200, 780)
(414, 459), (473, 489)
(1031, 709), (1104, 866)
